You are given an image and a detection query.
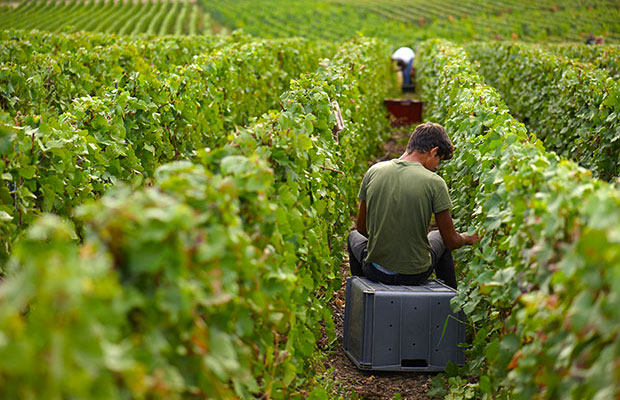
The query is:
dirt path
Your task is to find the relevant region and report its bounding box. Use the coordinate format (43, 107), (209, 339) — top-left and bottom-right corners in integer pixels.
(320, 126), (436, 400)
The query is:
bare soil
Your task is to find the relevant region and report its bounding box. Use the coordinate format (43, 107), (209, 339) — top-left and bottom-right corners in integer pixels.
(319, 125), (436, 400)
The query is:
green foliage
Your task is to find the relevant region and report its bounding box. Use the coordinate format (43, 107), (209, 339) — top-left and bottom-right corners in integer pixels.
(3, 0), (620, 42)
(0, 29), (227, 116)
(546, 43), (620, 80)
(0, 0), (206, 35)
(0, 31), (338, 264)
(202, 0), (620, 44)
(467, 41), (620, 180)
(417, 38), (620, 400)
(0, 37), (391, 398)
(0, 215), (132, 399)
(3, 3), (620, 398)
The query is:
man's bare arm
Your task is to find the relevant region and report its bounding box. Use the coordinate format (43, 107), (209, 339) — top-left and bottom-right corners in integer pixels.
(435, 209), (479, 250)
(356, 201), (368, 237)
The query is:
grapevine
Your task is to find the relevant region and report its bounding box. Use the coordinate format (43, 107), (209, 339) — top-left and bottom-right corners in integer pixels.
(417, 38), (620, 399)
(1, 1), (620, 399)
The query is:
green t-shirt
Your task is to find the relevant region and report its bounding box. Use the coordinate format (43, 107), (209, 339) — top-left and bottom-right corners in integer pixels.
(358, 159), (452, 274)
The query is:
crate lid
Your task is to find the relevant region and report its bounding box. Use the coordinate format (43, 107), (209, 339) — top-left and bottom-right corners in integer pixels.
(352, 277), (455, 294)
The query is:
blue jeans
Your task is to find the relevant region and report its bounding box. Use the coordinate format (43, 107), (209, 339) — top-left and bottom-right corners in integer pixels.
(347, 229), (457, 288)
(401, 57), (414, 87)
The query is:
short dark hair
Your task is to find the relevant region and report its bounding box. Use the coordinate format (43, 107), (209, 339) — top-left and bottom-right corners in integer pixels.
(406, 122), (455, 160)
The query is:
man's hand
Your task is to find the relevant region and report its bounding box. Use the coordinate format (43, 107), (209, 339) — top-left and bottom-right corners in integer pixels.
(436, 209), (480, 250)
(461, 233), (480, 246)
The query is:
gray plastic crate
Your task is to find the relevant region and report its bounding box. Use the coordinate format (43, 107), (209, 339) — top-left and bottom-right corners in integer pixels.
(343, 276), (466, 371)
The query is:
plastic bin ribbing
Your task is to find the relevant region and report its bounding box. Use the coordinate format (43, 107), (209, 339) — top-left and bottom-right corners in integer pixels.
(343, 276), (466, 371)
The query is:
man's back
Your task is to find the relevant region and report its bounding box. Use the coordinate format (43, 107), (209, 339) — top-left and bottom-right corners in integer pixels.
(347, 122), (479, 288)
(360, 159), (451, 275)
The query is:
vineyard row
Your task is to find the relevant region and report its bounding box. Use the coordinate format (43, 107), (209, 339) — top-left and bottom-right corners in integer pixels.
(0, 36), (392, 399)
(0, 0), (205, 35)
(546, 42), (620, 80)
(467, 41), (620, 180)
(1, 30), (232, 117)
(2, 0), (620, 43)
(0, 31), (338, 262)
(418, 39), (620, 399)
(201, 0), (620, 44)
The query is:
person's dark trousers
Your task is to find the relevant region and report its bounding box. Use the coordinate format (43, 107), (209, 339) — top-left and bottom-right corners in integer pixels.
(401, 57), (414, 89)
(347, 229), (457, 289)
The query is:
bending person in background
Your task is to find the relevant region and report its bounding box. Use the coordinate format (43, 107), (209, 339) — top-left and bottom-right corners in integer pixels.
(347, 122), (480, 289)
(391, 46), (415, 92)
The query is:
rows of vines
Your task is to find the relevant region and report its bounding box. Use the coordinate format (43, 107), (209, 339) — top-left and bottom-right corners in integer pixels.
(546, 42), (620, 79)
(201, 0), (620, 44)
(467, 41), (620, 180)
(417, 39), (620, 399)
(0, 29), (340, 264)
(2, 0), (620, 43)
(2, 0), (620, 399)
(0, 35), (391, 398)
(0, 0), (205, 35)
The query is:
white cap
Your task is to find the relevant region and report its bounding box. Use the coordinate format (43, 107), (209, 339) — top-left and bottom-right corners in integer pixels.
(391, 47), (415, 63)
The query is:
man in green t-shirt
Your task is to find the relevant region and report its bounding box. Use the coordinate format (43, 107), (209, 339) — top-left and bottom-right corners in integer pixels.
(347, 122), (479, 289)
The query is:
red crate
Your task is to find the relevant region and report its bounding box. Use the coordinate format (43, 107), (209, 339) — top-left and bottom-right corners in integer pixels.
(384, 99), (423, 127)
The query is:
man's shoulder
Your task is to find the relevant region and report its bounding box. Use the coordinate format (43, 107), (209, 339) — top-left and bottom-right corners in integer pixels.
(370, 160), (394, 169)
(426, 170), (448, 187)
(366, 160), (394, 174)
(409, 166), (448, 190)
(427, 169), (447, 183)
